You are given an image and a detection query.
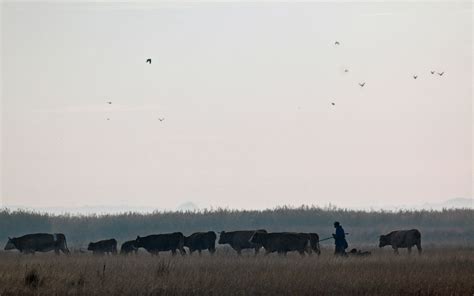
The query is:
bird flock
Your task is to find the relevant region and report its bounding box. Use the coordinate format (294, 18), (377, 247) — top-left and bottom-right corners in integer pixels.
(106, 43), (446, 114)
(331, 40), (445, 107)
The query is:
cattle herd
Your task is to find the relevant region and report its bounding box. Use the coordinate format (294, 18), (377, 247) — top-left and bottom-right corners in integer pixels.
(3, 229), (422, 256)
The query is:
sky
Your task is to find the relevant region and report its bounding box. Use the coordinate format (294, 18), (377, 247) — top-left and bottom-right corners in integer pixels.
(1, 1), (472, 211)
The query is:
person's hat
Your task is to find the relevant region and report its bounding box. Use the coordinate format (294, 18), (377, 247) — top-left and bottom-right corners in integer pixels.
(334, 221), (340, 227)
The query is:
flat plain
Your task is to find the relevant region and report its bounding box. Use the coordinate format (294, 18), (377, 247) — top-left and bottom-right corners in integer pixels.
(0, 247), (472, 296)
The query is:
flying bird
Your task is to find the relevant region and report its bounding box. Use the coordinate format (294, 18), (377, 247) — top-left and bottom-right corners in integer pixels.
(413, 75), (418, 79)
(430, 71), (435, 74)
(146, 59), (152, 64)
(331, 102), (336, 106)
(335, 41), (340, 45)
(437, 72), (444, 76)
(106, 101), (112, 105)
(344, 69), (349, 73)
(107, 118), (110, 121)
(359, 82), (365, 87)
(158, 118), (165, 122)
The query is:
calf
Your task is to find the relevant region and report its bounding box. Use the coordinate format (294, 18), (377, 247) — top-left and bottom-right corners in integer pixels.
(88, 239), (118, 255)
(218, 230), (267, 255)
(120, 240), (138, 255)
(184, 231), (216, 255)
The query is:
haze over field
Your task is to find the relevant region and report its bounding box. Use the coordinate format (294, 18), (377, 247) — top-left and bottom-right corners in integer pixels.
(1, 2), (472, 211)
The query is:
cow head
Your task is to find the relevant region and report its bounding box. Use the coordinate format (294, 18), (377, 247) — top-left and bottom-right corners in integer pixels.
(183, 236), (191, 247)
(87, 242), (94, 251)
(135, 236), (143, 247)
(379, 235), (390, 248)
(4, 237), (16, 250)
(218, 231), (228, 244)
(249, 232), (265, 244)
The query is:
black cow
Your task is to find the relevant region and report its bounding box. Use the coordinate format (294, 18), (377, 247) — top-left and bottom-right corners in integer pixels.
(379, 229), (422, 255)
(218, 230), (267, 255)
(87, 239), (117, 255)
(135, 232), (186, 256)
(184, 231), (216, 255)
(298, 233), (321, 255)
(250, 232), (311, 256)
(120, 240), (138, 255)
(4, 233), (70, 255)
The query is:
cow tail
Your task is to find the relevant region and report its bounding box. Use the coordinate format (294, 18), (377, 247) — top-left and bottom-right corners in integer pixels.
(310, 234), (321, 255)
(315, 242), (321, 255)
(415, 230), (421, 240)
(305, 238), (312, 254)
(55, 233), (70, 254)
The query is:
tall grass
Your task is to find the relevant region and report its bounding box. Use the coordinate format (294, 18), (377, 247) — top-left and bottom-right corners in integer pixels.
(0, 248), (472, 295)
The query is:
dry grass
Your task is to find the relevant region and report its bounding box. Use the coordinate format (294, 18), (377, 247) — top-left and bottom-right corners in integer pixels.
(0, 247), (472, 295)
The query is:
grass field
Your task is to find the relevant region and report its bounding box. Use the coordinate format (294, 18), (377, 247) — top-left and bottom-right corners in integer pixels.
(0, 247), (472, 295)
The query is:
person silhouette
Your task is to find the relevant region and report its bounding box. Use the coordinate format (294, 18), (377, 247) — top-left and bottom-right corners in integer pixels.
(333, 221), (348, 256)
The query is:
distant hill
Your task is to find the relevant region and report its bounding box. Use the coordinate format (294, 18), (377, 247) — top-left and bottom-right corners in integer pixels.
(177, 202), (199, 212)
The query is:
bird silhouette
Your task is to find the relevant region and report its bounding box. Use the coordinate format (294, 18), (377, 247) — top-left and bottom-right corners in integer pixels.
(331, 102), (336, 106)
(335, 41), (340, 45)
(107, 118), (110, 121)
(437, 72), (444, 76)
(413, 75), (418, 79)
(344, 69), (349, 73)
(106, 101), (112, 105)
(359, 82), (365, 87)
(430, 71), (435, 74)
(158, 118), (165, 122)
(146, 59), (152, 64)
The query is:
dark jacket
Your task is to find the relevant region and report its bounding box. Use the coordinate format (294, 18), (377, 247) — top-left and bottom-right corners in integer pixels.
(333, 226), (348, 249)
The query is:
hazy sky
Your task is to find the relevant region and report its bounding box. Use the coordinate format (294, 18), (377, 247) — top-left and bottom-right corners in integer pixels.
(1, 1), (472, 210)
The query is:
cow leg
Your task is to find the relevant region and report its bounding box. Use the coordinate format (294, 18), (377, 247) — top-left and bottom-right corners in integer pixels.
(209, 247), (216, 255)
(171, 249), (177, 256)
(254, 247), (260, 256)
(25, 249), (35, 255)
(299, 250), (306, 257)
(407, 246), (412, 254)
(235, 247), (242, 256)
(416, 243), (422, 255)
(393, 247), (399, 255)
(198, 250), (202, 256)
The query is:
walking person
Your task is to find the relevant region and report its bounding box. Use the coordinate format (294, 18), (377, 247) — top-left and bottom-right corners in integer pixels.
(333, 221), (348, 256)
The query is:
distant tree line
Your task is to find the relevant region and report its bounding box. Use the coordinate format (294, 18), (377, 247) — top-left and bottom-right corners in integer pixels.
(0, 206), (472, 248)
